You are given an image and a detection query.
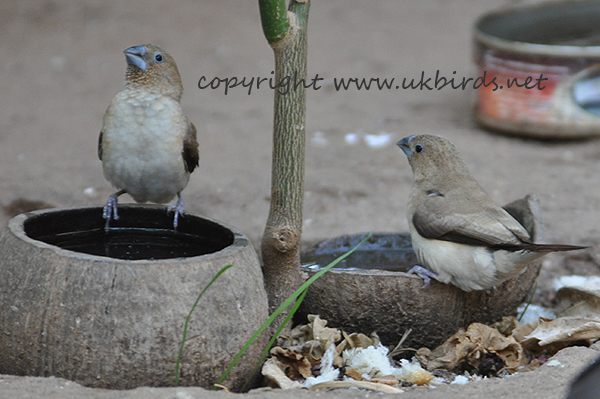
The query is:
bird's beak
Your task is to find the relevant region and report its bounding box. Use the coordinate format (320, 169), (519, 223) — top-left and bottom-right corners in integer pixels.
(396, 136), (414, 158)
(124, 45), (147, 71)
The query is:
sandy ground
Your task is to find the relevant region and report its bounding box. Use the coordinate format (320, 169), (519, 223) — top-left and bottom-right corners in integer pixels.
(0, 346), (598, 398)
(2, 0), (600, 397)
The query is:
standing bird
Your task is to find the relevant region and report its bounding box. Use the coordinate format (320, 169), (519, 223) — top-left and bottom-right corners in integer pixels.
(397, 134), (585, 292)
(98, 44), (199, 231)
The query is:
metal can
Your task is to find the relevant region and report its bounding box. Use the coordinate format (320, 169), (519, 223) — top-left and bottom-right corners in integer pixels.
(474, 1), (600, 139)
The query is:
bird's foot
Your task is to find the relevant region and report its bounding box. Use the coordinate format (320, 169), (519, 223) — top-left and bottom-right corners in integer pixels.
(102, 193), (122, 232)
(407, 265), (439, 289)
(167, 194), (185, 230)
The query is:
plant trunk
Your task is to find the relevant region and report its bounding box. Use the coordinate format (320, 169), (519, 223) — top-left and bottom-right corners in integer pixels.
(259, 0), (310, 323)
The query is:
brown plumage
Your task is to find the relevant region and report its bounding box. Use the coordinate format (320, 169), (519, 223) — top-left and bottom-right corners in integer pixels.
(99, 44), (199, 231)
(397, 134), (585, 291)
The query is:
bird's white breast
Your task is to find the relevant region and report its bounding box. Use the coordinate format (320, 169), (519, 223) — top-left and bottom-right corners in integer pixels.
(408, 223), (543, 291)
(101, 89), (189, 204)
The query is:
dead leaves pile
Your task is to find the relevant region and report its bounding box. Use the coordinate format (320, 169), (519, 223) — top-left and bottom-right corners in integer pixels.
(416, 321), (524, 375)
(418, 277), (600, 375)
(262, 277), (600, 391)
(262, 315), (433, 393)
(516, 278), (600, 354)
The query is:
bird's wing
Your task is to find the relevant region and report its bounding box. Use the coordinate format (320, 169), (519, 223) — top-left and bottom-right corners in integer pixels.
(98, 130), (103, 160)
(182, 118), (199, 174)
(412, 196), (532, 246)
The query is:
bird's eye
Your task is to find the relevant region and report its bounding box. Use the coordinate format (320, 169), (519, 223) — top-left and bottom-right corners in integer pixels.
(154, 53), (164, 62)
(414, 144), (424, 153)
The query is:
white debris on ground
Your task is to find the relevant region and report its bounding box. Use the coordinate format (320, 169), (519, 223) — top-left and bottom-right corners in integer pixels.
(546, 359), (564, 368)
(344, 133), (359, 145)
(450, 375), (470, 385)
(311, 131), (397, 148)
(303, 343), (433, 389)
(364, 132), (394, 148)
(552, 275), (600, 292)
(303, 345), (339, 388)
(343, 344), (399, 380)
(310, 131), (329, 146)
(517, 304), (556, 325)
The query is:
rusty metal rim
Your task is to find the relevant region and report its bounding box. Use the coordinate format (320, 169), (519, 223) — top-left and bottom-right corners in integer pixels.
(475, 1), (600, 58)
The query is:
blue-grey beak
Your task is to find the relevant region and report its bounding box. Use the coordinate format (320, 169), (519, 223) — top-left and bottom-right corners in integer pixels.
(124, 45), (147, 71)
(396, 135), (415, 157)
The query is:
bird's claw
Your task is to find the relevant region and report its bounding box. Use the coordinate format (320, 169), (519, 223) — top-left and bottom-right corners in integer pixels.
(167, 195), (185, 230)
(407, 265), (439, 289)
(102, 193), (121, 232)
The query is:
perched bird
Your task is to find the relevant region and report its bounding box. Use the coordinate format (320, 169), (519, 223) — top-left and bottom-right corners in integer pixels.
(397, 134), (585, 292)
(99, 44), (199, 231)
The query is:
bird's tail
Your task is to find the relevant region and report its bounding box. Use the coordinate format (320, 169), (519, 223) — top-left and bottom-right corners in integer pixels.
(495, 243), (587, 253)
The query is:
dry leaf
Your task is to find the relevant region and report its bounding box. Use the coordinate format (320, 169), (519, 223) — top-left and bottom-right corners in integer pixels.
(522, 317), (600, 346)
(511, 284), (600, 355)
(273, 315), (342, 368)
(262, 358), (304, 390)
(490, 316), (518, 336)
(416, 322), (524, 372)
(213, 384), (232, 392)
(370, 375), (400, 386)
(513, 318), (582, 356)
(270, 347), (313, 379)
(344, 368), (363, 381)
(396, 358), (435, 385)
(309, 314), (341, 345)
(276, 323), (311, 348)
(307, 315), (341, 364)
(336, 332), (380, 353)
(512, 319), (539, 344)
(556, 286), (600, 320)
(308, 380), (403, 393)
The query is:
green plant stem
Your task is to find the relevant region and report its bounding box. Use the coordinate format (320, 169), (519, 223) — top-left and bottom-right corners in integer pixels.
(259, 0), (290, 44)
(518, 281), (537, 323)
(175, 264), (233, 387)
(217, 233), (371, 387)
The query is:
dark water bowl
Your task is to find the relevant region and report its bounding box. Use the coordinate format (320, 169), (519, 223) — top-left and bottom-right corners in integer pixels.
(297, 196), (543, 349)
(302, 232), (418, 272)
(0, 206), (268, 390)
(24, 205), (234, 260)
